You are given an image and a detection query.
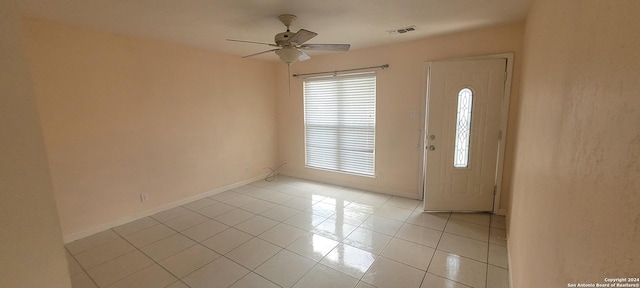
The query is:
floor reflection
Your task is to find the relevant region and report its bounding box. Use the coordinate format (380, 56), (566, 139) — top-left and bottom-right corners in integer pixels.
(445, 253), (462, 280)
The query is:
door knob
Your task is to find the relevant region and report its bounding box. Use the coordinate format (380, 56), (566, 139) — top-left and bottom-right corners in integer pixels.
(428, 145), (436, 151)
(429, 135), (436, 140)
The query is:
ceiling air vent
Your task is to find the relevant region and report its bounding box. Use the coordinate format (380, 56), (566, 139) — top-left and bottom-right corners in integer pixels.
(387, 25), (417, 34)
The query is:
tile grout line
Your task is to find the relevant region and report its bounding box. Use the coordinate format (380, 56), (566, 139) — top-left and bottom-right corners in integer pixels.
(485, 214), (493, 288)
(110, 206), (247, 287)
(417, 211), (451, 288)
(146, 206), (265, 287)
(92, 243), (155, 287)
(66, 246), (102, 288)
(273, 185), (390, 287)
(425, 272), (475, 288)
(355, 196), (433, 288)
(108, 223), (186, 288)
(70, 228), (160, 288)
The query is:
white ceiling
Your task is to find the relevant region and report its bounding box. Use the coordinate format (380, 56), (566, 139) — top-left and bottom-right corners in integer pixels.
(19, 0), (532, 61)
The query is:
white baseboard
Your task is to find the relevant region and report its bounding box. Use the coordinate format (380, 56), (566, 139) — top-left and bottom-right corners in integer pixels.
(63, 174), (268, 243)
(278, 171), (422, 200)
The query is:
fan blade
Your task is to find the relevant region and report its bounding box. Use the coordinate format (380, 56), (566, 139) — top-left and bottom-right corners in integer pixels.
(300, 44), (351, 51)
(227, 39), (277, 47)
(242, 48), (279, 58)
(288, 29), (318, 45)
(298, 50), (311, 62)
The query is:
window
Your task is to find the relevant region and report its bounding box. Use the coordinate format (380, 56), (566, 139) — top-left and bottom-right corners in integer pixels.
(304, 72), (376, 176)
(454, 88), (473, 168)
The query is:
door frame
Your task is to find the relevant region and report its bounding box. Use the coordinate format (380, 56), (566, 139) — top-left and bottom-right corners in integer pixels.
(418, 53), (514, 215)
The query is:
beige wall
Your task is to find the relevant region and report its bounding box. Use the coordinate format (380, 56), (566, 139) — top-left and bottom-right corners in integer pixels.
(509, 0), (640, 286)
(277, 23), (524, 205)
(0, 1), (71, 287)
(22, 18), (278, 239)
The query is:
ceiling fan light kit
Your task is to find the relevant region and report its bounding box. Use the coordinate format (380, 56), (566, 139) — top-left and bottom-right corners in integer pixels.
(227, 14), (351, 64)
(275, 46), (302, 63)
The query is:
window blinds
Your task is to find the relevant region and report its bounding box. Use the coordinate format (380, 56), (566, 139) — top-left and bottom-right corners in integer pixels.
(303, 72), (376, 176)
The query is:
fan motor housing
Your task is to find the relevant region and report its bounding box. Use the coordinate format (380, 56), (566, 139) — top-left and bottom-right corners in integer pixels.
(275, 31), (296, 46)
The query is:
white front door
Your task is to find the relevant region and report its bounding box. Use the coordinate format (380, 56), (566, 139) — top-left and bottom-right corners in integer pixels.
(424, 58), (506, 211)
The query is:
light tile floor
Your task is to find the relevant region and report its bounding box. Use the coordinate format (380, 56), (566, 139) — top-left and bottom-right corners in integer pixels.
(66, 176), (509, 288)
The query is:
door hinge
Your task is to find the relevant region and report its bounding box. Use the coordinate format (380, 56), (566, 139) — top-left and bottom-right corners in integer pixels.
(498, 130), (503, 140)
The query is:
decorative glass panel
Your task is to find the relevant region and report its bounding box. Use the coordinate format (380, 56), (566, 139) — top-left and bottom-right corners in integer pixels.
(454, 88), (473, 168)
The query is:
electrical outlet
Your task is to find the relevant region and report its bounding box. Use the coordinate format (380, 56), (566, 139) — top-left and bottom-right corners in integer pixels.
(140, 193), (148, 202)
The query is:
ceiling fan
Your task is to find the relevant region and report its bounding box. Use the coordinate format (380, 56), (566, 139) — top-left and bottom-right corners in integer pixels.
(227, 14), (351, 64)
